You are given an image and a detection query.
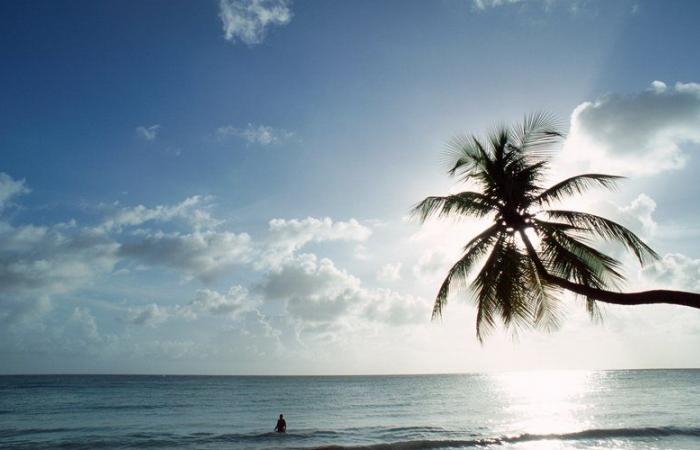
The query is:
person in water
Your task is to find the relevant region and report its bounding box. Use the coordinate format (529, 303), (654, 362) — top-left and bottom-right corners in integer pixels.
(275, 414), (286, 433)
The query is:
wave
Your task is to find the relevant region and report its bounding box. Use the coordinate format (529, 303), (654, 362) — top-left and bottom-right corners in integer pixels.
(310, 426), (700, 450)
(313, 427), (700, 450)
(4, 426), (699, 449)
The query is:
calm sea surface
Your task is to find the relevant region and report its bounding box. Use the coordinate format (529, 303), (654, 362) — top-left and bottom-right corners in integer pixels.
(1, 370), (699, 449)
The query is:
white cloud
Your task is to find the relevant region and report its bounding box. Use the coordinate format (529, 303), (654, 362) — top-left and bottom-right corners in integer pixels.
(127, 286), (251, 327)
(258, 254), (360, 323)
(99, 195), (219, 232)
(128, 303), (171, 327)
(376, 262), (402, 282)
(473, 0), (523, 10)
(135, 124), (160, 141)
(118, 230), (253, 282)
(471, 0), (604, 14)
(0, 222), (118, 325)
(258, 254), (428, 331)
(0, 296), (50, 325)
(563, 81), (700, 176)
(262, 217), (371, 267)
(0, 224), (119, 297)
(216, 123), (294, 146)
(190, 286), (250, 317)
(361, 288), (428, 327)
(218, 0), (292, 45)
(413, 249), (453, 282)
(620, 193), (657, 237)
(643, 254), (700, 292)
(0, 173), (29, 211)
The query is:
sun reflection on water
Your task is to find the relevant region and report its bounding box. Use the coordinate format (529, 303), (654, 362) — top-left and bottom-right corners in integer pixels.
(493, 370), (597, 437)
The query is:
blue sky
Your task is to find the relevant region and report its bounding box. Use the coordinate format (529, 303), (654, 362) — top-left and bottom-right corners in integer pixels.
(2, 0), (700, 374)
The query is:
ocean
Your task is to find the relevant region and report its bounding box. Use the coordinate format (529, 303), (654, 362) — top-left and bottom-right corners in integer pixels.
(1, 370), (698, 449)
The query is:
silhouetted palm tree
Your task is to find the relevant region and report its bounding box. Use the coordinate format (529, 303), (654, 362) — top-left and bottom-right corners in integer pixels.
(413, 113), (700, 341)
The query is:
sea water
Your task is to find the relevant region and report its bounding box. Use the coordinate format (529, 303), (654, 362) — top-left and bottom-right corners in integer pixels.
(1, 370), (699, 449)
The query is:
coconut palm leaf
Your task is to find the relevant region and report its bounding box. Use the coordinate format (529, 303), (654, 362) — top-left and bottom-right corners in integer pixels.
(471, 235), (507, 342)
(523, 258), (561, 332)
(493, 239), (532, 330)
(535, 174), (623, 206)
(510, 112), (563, 159)
(535, 219), (625, 286)
(544, 210), (659, 264)
(411, 191), (498, 223)
(539, 231), (605, 288)
(445, 135), (491, 180)
(431, 224), (502, 319)
(412, 113), (694, 342)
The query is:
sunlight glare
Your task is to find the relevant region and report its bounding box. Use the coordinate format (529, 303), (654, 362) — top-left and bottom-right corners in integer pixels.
(495, 370), (594, 435)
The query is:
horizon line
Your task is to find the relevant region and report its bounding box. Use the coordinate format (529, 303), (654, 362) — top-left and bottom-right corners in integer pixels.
(2, 367), (699, 377)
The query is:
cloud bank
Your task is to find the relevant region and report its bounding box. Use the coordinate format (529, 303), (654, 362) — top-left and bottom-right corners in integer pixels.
(564, 81), (700, 175)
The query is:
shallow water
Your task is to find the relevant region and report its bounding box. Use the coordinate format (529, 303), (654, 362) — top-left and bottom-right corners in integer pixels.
(1, 370), (698, 449)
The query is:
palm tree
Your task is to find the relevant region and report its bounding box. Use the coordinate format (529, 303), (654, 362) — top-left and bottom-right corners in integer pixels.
(413, 113), (700, 342)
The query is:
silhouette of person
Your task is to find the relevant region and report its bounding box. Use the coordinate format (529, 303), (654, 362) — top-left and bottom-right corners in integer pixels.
(275, 414), (286, 433)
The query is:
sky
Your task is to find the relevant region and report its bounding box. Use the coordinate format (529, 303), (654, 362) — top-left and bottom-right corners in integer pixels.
(1, 0), (700, 375)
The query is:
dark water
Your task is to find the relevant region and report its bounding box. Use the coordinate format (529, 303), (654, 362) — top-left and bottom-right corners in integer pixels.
(1, 370), (699, 449)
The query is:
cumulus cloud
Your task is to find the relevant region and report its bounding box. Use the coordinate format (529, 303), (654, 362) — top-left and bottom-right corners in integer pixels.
(63, 307), (103, 352)
(0, 296), (50, 325)
(620, 193), (657, 237)
(128, 303), (172, 327)
(99, 195), (219, 232)
(135, 124), (160, 141)
(263, 217), (371, 267)
(216, 123), (294, 146)
(190, 286), (250, 317)
(376, 263), (402, 282)
(259, 254), (361, 323)
(0, 171), (424, 356)
(258, 254), (427, 331)
(0, 222), (118, 325)
(0, 174), (120, 325)
(128, 286), (251, 327)
(118, 230), (253, 282)
(361, 288), (427, 327)
(0, 223), (119, 297)
(0, 173), (29, 211)
(643, 253), (700, 292)
(218, 0), (292, 45)
(413, 250), (453, 282)
(563, 81), (700, 175)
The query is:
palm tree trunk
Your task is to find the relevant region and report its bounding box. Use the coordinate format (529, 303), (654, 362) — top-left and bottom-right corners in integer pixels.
(518, 231), (700, 309)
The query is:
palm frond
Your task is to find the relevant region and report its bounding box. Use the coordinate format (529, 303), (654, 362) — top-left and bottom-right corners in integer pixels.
(470, 235), (537, 342)
(411, 191), (497, 223)
(431, 224), (502, 319)
(535, 174), (624, 206)
(444, 135), (490, 179)
(470, 235), (507, 342)
(537, 227), (612, 323)
(586, 298), (604, 324)
(494, 239), (532, 331)
(544, 210), (659, 265)
(415, 113), (664, 341)
(510, 112), (564, 159)
(489, 126), (511, 162)
(535, 219), (625, 287)
(524, 258), (562, 332)
(539, 231), (606, 289)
